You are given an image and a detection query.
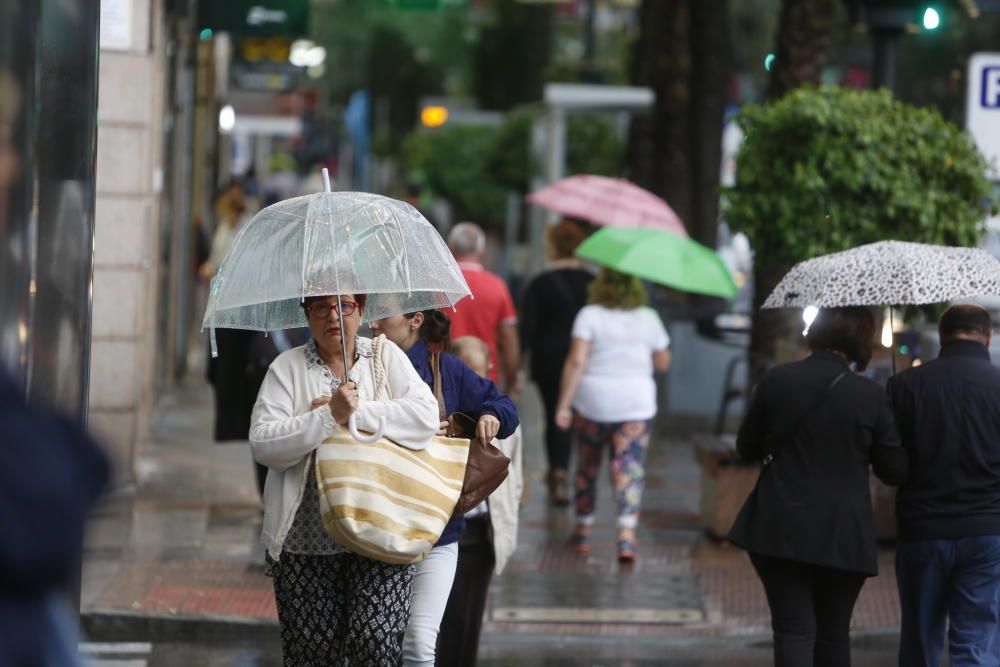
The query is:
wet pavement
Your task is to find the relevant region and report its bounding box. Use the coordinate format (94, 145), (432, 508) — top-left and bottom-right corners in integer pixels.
(81, 374), (908, 663)
(82, 635), (902, 667)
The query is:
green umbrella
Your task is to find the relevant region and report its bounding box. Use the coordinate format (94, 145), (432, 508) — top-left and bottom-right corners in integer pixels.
(575, 226), (738, 299)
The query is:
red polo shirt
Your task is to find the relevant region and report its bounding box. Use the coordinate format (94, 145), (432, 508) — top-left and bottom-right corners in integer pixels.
(449, 261), (517, 383)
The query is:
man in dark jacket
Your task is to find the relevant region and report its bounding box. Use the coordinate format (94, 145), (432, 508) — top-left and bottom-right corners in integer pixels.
(888, 304), (1000, 667)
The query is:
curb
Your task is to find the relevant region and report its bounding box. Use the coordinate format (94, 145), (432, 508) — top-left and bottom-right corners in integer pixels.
(82, 608), (900, 653)
(81, 609), (279, 642)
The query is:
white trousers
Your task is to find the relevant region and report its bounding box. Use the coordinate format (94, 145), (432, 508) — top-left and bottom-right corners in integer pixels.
(401, 542), (459, 667)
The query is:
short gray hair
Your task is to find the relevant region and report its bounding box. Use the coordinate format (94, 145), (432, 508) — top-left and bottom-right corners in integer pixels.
(448, 222), (486, 259)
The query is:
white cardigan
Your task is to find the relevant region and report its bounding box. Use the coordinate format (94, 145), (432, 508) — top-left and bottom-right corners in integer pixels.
(250, 335), (440, 560)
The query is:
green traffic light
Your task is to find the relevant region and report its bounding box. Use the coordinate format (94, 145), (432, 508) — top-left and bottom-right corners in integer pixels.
(200, 28), (214, 41)
(922, 7), (940, 30)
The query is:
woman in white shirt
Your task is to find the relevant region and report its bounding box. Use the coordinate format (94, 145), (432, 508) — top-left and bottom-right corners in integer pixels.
(555, 269), (671, 564)
(250, 293), (440, 666)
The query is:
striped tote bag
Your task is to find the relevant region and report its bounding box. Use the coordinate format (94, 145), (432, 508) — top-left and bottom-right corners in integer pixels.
(315, 337), (470, 564)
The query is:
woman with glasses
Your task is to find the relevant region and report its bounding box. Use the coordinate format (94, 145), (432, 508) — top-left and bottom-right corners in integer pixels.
(249, 293), (440, 667)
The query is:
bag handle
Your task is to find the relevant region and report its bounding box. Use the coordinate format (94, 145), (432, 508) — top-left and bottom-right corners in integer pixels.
(762, 370), (848, 467)
(430, 351), (447, 421)
(347, 336), (387, 443)
(370, 335), (387, 399)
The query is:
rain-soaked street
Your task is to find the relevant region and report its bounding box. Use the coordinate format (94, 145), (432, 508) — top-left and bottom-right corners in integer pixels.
(81, 373), (909, 666)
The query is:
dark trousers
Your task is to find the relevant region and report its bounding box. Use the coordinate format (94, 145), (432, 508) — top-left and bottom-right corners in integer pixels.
(436, 517), (495, 667)
(896, 536), (1000, 667)
(536, 375), (572, 472)
(750, 553), (867, 667)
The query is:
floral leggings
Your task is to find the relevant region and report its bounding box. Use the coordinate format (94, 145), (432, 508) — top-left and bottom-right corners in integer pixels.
(572, 414), (653, 529)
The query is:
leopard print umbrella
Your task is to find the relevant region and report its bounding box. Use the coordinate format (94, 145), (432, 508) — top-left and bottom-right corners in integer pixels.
(763, 241), (1000, 309)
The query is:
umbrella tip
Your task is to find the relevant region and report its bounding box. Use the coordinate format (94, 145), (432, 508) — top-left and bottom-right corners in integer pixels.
(322, 168), (331, 193)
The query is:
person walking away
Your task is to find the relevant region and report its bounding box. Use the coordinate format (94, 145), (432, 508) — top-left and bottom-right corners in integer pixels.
(521, 219), (594, 506)
(202, 182), (253, 440)
(730, 306), (908, 667)
(555, 269), (671, 563)
(888, 304), (1000, 667)
(447, 222), (522, 397)
(250, 293), (441, 666)
(201, 181), (279, 500)
(370, 311), (518, 667)
(436, 335), (524, 667)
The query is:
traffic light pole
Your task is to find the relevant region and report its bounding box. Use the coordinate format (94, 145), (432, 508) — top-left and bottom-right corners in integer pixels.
(872, 27), (900, 93)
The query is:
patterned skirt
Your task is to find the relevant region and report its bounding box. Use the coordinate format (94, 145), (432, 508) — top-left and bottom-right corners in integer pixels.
(270, 551), (415, 667)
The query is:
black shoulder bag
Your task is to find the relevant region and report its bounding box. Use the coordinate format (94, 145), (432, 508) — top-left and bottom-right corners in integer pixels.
(760, 370), (849, 469)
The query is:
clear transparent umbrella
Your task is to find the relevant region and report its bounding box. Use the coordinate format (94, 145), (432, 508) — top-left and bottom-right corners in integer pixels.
(202, 172), (471, 440)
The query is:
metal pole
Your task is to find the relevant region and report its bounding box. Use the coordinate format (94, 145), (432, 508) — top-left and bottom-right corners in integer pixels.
(890, 309), (897, 376)
(323, 168), (350, 380)
(583, 0), (597, 61)
(872, 28), (898, 94)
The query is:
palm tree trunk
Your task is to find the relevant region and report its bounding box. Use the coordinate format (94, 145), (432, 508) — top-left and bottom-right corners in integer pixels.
(627, 0), (731, 318)
(748, 0), (838, 384)
(765, 0), (839, 100)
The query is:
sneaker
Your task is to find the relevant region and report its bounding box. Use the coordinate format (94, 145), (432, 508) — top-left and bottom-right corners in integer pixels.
(547, 469), (570, 507)
(617, 537), (637, 565)
(567, 524), (591, 554)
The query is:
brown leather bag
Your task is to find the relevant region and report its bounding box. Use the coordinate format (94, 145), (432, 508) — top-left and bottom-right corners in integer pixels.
(431, 352), (510, 515)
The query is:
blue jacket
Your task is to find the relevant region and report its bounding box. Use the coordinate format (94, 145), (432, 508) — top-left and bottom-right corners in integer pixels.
(404, 340), (519, 545)
(0, 371), (108, 665)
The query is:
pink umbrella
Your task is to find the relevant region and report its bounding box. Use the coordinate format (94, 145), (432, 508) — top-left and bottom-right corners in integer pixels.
(526, 174), (688, 237)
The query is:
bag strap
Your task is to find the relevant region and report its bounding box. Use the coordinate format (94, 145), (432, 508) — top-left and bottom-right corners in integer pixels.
(370, 335), (387, 399)
(430, 352), (447, 421)
(762, 370), (848, 467)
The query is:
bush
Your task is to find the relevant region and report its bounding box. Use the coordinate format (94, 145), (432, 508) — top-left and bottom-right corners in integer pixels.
(404, 126), (508, 228)
(723, 86), (995, 267)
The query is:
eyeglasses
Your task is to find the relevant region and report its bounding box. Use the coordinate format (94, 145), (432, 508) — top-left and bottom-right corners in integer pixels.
(306, 299), (359, 319)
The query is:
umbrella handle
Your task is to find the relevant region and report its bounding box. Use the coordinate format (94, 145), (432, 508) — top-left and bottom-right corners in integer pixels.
(348, 413), (386, 443)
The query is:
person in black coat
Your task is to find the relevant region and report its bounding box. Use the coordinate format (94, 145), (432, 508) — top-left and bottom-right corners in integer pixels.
(729, 306), (908, 667)
(888, 304), (1000, 667)
(520, 219), (594, 505)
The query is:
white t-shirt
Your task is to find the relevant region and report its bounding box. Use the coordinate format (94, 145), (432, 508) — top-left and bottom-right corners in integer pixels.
(570, 304), (670, 423)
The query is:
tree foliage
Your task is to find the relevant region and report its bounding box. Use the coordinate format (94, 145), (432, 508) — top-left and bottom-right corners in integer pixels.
(404, 110), (625, 229)
(404, 125), (508, 228)
(724, 86), (995, 268)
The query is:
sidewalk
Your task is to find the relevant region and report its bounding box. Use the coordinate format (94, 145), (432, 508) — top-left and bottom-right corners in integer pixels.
(81, 374), (904, 647)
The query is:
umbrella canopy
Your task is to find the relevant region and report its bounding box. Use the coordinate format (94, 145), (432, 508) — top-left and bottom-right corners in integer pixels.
(202, 191), (471, 333)
(527, 174), (688, 236)
(762, 241), (1000, 309)
(575, 226), (737, 299)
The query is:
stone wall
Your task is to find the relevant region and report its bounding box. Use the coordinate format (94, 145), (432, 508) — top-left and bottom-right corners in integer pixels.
(90, 0), (166, 487)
